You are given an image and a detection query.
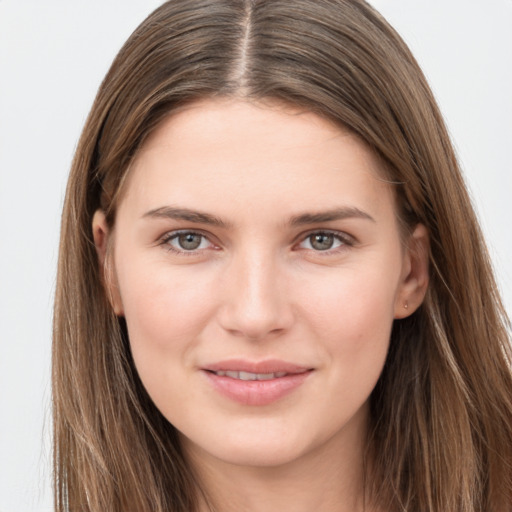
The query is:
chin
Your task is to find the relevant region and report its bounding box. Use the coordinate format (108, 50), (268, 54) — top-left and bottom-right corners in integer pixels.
(178, 410), (363, 471)
(187, 436), (312, 469)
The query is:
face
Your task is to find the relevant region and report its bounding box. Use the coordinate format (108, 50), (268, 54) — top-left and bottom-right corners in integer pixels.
(94, 99), (428, 471)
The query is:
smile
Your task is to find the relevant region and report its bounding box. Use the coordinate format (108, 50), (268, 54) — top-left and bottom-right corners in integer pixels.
(210, 370), (288, 380)
(202, 361), (313, 406)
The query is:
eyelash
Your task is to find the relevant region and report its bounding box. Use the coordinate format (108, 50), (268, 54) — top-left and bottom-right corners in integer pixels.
(159, 230), (215, 256)
(296, 230), (355, 254)
(158, 229), (355, 256)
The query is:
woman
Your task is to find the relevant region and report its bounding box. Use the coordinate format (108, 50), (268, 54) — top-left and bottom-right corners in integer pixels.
(52, 0), (512, 511)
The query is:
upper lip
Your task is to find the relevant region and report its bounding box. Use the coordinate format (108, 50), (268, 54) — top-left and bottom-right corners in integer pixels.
(203, 359), (312, 375)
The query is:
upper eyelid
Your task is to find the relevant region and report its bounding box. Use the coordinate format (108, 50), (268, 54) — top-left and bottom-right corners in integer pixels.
(157, 228), (355, 250)
(294, 228), (356, 245)
(158, 231), (217, 257)
(160, 228), (211, 241)
(159, 229), (216, 248)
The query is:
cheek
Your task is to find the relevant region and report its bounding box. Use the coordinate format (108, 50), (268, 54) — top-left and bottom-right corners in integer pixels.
(117, 260), (217, 369)
(298, 264), (399, 378)
(116, 261), (223, 422)
(303, 263), (399, 329)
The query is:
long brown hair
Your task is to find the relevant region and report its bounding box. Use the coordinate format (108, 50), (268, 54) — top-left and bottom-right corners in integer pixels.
(53, 1), (512, 510)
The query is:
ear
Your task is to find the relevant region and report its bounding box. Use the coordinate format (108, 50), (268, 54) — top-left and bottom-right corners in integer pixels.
(394, 223), (430, 319)
(92, 209), (124, 316)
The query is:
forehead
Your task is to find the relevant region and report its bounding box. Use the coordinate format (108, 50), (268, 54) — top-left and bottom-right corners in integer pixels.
(119, 98), (396, 223)
(138, 98), (371, 166)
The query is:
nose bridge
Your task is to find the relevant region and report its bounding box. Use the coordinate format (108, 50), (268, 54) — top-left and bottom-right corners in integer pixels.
(218, 245), (292, 339)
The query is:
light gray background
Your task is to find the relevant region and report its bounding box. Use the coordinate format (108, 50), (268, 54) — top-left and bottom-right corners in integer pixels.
(0, 1), (510, 511)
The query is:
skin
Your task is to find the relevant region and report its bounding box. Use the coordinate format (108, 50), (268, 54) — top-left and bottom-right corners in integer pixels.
(93, 98), (429, 512)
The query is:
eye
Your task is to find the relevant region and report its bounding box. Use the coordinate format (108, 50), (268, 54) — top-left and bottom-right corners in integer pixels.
(298, 231), (351, 252)
(161, 231), (213, 253)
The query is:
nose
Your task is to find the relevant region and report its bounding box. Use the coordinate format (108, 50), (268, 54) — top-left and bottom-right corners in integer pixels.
(217, 249), (294, 341)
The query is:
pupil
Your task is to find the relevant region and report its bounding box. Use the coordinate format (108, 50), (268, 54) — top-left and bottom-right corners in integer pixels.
(179, 233), (201, 250)
(311, 233), (333, 251)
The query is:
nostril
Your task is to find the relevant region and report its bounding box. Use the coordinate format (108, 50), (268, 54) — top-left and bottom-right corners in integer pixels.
(218, 305), (292, 341)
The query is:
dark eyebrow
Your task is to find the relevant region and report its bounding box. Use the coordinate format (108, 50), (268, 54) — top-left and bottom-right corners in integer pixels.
(143, 205), (374, 228)
(289, 207), (375, 226)
(142, 206), (231, 228)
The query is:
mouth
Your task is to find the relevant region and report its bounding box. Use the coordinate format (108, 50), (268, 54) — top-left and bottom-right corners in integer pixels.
(202, 360), (313, 406)
(203, 358), (312, 375)
(207, 370), (290, 380)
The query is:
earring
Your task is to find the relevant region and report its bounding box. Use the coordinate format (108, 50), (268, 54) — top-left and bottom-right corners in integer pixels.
(404, 301), (409, 309)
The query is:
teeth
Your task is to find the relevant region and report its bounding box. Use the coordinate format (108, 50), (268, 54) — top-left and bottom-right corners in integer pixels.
(213, 371), (288, 380)
(255, 373), (274, 380)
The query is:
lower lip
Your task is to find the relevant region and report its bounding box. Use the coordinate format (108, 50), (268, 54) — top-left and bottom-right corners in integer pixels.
(203, 370), (312, 406)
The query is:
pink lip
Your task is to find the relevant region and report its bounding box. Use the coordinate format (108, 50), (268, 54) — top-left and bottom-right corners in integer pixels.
(202, 359), (313, 406)
(204, 358), (311, 374)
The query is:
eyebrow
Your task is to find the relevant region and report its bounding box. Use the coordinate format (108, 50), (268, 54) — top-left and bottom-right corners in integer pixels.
(289, 207), (375, 226)
(143, 206), (232, 228)
(143, 205), (375, 227)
